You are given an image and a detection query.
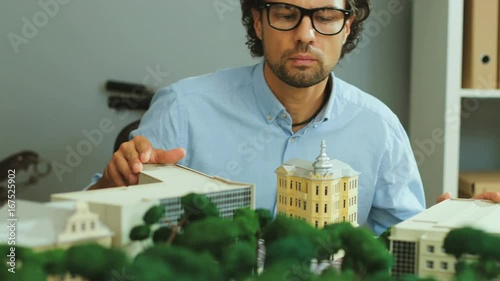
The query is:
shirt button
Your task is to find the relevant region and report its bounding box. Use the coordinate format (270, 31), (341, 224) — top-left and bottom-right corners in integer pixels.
(280, 113), (287, 119)
(290, 137), (296, 143)
(267, 115), (273, 121)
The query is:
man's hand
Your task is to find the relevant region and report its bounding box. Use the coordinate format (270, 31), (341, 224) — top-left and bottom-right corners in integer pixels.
(89, 136), (185, 190)
(436, 191), (500, 204)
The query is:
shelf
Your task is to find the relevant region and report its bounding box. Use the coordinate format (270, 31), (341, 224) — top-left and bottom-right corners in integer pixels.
(460, 89), (500, 98)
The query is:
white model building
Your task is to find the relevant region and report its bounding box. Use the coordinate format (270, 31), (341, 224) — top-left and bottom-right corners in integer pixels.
(275, 140), (360, 228)
(0, 200), (113, 251)
(390, 198), (500, 281)
(51, 164), (255, 246)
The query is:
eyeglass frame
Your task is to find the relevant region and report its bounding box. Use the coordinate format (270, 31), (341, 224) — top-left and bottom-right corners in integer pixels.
(258, 2), (352, 36)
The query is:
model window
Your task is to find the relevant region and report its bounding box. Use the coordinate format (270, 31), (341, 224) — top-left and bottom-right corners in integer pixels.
(316, 203), (319, 213)
(316, 186), (319, 195)
(427, 245), (435, 253)
(440, 262), (448, 270)
(324, 204), (327, 213)
(315, 221), (318, 228)
(325, 186), (328, 196)
(304, 201), (307, 210)
(426, 261), (434, 269)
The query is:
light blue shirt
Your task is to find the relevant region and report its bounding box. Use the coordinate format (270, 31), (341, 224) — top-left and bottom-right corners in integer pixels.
(120, 60), (426, 235)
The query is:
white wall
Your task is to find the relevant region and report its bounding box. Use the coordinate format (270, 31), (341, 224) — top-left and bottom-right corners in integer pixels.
(0, 0), (414, 202)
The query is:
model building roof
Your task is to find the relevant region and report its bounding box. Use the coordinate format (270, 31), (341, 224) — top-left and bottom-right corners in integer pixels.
(279, 158), (360, 179)
(392, 199), (500, 235)
(51, 164), (254, 206)
(0, 200), (112, 247)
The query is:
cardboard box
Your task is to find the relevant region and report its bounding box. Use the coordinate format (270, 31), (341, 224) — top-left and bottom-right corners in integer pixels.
(459, 171), (500, 198)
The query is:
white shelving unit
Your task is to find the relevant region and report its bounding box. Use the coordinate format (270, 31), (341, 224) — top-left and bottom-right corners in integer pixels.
(410, 0), (500, 206)
(408, 0), (496, 207)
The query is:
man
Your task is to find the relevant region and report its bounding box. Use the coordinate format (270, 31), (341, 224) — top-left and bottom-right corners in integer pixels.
(88, 0), (499, 234)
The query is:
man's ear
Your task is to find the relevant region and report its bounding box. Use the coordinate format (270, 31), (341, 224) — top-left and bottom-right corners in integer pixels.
(251, 8), (263, 40)
(342, 15), (355, 44)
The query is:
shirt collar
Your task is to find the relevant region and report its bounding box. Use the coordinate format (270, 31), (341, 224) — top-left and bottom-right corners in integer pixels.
(311, 72), (335, 126)
(252, 59), (336, 126)
(252, 60), (285, 124)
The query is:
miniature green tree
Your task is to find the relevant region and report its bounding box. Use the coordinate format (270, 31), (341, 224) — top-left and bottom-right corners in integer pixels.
(325, 222), (391, 276)
(129, 224), (151, 241)
(9, 263), (47, 281)
(317, 269), (359, 281)
(127, 255), (173, 281)
(233, 207), (260, 246)
(0, 244), (46, 280)
(143, 205), (164, 225)
(222, 241), (257, 281)
(443, 227), (485, 259)
(152, 226), (173, 244)
(265, 236), (315, 267)
(378, 228), (391, 251)
(179, 216), (238, 261)
(315, 226), (342, 262)
(161, 193), (219, 244)
(134, 244), (223, 281)
(254, 208), (273, 232)
(65, 243), (128, 281)
(181, 193), (219, 223)
(262, 214), (315, 245)
(39, 248), (66, 277)
(256, 261), (315, 281)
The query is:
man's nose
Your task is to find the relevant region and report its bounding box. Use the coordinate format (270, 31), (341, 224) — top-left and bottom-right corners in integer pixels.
(294, 15), (316, 44)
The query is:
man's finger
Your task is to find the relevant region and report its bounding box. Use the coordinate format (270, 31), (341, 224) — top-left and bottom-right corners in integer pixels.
(148, 148), (186, 164)
(436, 192), (452, 204)
(133, 136), (153, 163)
(472, 192), (500, 203)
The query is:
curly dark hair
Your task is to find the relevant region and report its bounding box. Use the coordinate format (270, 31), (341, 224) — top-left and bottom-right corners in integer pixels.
(240, 0), (371, 59)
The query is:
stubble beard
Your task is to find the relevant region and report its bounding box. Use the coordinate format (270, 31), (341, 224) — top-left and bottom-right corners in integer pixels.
(264, 43), (334, 88)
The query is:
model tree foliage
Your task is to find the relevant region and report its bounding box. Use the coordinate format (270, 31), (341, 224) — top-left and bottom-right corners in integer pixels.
(181, 192), (219, 223)
(65, 243), (128, 281)
(6, 194), (499, 281)
(179, 216), (239, 260)
(443, 226), (500, 280)
(129, 224), (151, 241)
(133, 244), (223, 281)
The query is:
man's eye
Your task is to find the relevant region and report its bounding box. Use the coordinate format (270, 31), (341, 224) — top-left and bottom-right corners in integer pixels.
(317, 16), (335, 22)
(276, 13), (297, 20)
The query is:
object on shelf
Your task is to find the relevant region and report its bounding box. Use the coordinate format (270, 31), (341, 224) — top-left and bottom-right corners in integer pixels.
(0, 150), (51, 206)
(105, 80), (154, 110)
(462, 0), (499, 89)
(458, 171), (500, 198)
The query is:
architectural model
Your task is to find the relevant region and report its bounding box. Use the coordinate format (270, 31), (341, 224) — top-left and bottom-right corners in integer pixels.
(50, 164), (254, 246)
(275, 140), (360, 228)
(390, 198), (500, 281)
(0, 200), (113, 251)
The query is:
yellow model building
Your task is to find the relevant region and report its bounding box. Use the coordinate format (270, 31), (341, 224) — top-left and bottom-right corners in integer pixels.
(275, 140), (360, 228)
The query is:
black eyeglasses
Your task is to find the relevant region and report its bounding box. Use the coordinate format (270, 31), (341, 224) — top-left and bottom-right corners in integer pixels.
(259, 2), (352, 36)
